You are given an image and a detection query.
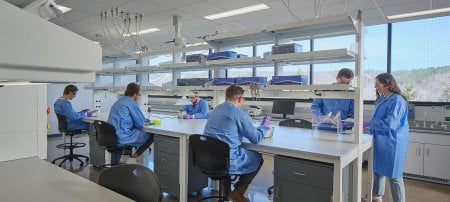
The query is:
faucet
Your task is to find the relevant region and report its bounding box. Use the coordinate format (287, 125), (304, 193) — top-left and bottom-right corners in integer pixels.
(423, 111), (428, 128)
(430, 122), (440, 129)
(412, 120), (420, 127)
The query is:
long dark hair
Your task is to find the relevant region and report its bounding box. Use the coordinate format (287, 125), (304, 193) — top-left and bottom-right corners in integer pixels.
(375, 73), (407, 101)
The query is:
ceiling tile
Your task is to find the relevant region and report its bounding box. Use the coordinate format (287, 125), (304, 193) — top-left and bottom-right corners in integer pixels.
(64, 20), (102, 34)
(147, 0), (203, 8)
(119, 0), (170, 16)
(59, 0), (107, 14)
(180, 1), (225, 18)
(150, 8), (197, 23)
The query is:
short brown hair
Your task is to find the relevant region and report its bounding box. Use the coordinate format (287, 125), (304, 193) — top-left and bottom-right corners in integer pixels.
(124, 82), (140, 97)
(226, 85), (244, 100)
(63, 84), (78, 95)
(337, 68), (354, 79)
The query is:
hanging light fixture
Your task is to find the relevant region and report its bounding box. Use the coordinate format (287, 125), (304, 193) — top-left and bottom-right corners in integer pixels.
(100, 7), (160, 55)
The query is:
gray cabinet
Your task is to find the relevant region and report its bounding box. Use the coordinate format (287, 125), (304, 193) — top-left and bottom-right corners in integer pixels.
(404, 132), (450, 184)
(274, 155), (350, 202)
(88, 123), (106, 167)
(154, 134), (208, 198)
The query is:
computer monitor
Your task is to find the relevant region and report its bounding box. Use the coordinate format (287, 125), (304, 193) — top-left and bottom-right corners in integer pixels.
(272, 100), (296, 119)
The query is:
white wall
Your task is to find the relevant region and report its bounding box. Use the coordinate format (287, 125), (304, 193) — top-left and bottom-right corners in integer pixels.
(0, 84), (47, 162)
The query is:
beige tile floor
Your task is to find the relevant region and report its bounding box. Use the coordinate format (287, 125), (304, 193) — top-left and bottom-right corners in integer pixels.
(47, 135), (450, 202)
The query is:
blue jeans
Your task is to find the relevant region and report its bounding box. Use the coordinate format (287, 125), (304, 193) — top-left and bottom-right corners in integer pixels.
(373, 172), (405, 202)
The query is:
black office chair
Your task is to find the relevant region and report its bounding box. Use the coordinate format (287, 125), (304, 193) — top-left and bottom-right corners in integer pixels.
(93, 120), (132, 169)
(279, 118), (313, 129)
(52, 113), (89, 167)
(99, 164), (162, 202)
(189, 135), (231, 202)
(267, 118), (313, 195)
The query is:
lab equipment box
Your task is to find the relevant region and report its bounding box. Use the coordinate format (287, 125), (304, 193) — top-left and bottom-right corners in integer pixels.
(271, 75), (308, 85)
(186, 54), (207, 62)
(213, 78), (236, 85)
(271, 43), (302, 55)
(207, 51), (237, 60)
(177, 78), (211, 86)
(235, 77), (267, 85)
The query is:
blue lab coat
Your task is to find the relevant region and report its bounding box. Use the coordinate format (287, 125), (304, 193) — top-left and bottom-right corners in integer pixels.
(182, 98), (209, 119)
(203, 102), (266, 174)
(108, 96), (151, 147)
(311, 98), (354, 120)
(369, 93), (409, 178)
(54, 98), (89, 131)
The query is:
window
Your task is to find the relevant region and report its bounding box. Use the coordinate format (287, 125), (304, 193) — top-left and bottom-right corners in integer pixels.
(256, 65), (274, 80)
(256, 43), (272, 57)
(119, 59), (137, 68)
(230, 46), (253, 57)
(278, 63), (310, 77)
(97, 75), (113, 86)
(119, 75), (137, 86)
(149, 72), (172, 86)
(180, 70), (209, 78)
(102, 62), (113, 68)
(391, 16), (450, 102)
(312, 35), (355, 85)
(312, 63), (355, 84)
(149, 54), (172, 66)
(227, 68), (253, 77)
(362, 24), (388, 100)
(314, 35), (355, 51)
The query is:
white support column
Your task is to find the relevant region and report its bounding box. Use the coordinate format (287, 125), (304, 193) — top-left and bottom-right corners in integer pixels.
(352, 10), (365, 202)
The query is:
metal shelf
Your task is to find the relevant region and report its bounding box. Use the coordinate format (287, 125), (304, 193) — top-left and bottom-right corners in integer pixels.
(265, 49), (355, 64)
(267, 15), (357, 40)
(204, 15), (356, 48)
(205, 56), (266, 66)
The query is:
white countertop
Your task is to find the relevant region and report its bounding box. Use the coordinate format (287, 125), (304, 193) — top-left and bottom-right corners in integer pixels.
(84, 114), (372, 163)
(0, 158), (133, 202)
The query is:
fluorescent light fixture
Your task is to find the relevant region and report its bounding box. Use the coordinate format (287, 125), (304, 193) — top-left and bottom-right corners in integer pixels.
(186, 42), (208, 47)
(387, 7), (450, 20)
(0, 81), (31, 85)
(204, 4), (270, 20)
(55, 5), (72, 14)
(93, 41), (100, 44)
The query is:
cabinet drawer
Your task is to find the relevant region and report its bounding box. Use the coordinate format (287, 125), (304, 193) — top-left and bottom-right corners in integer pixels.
(274, 155), (333, 190)
(159, 178), (180, 197)
(274, 178), (332, 202)
(155, 163), (179, 183)
(155, 135), (179, 155)
(155, 150), (179, 169)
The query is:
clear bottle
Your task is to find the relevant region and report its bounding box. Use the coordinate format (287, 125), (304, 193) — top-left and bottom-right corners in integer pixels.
(335, 111), (343, 136)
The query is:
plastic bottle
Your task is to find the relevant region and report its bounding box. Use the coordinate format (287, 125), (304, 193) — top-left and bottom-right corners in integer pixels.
(335, 111), (343, 136)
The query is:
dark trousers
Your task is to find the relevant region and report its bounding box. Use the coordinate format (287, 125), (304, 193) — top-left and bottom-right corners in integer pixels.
(233, 158), (264, 194)
(135, 133), (154, 155)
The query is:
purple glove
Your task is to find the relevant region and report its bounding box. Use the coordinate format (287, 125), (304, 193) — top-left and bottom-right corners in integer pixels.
(81, 109), (90, 113)
(261, 116), (270, 128)
(183, 114), (193, 119)
(363, 121), (369, 128)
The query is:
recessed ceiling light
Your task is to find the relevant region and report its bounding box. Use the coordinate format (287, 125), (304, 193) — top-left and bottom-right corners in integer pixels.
(204, 4), (270, 20)
(387, 7), (450, 20)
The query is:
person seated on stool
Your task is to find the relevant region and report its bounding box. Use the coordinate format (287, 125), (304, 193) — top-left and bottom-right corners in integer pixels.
(203, 85), (270, 202)
(108, 82), (154, 158)
(311, 68), (355, 120)
(181, 92), (209, 119)
(54, 84), (89, 130)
